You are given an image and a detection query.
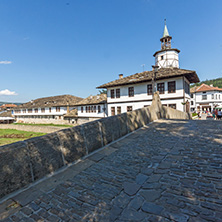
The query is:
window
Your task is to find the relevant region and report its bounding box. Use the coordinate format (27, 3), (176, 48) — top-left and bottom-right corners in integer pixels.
(202, 95), (207, 100)
(22, 109), (26, 113)
(168, 81), (176, 93)
(212, 94), (214, 99)
(191, 101), (194, 105)
(41, 108), (45, 113)
(117, 106), (121, 115)
(219, 94), (221, 100)
(98, 105), (101, 113)
(169, 104), (176, 109)
(162, 104), (167, 107)
(111, 89), (115, 99)
(81, 107), (83, 113)
(161, 55), (164, 60)
(89, 106), (91, 112)
(49, 108), (51, 113)
(157, 83), (164, 94)
(147, 84), (152, 95)
(191, 93), (193, 98)
(127, 106), (133, 112)
(28, 109), (32, 113)
(56, 107), (60, 112)
(94, 106), (96, 113)
(34, 108), (38, 113)
(111, 107), (115, 116)
(91, 106), (94, 113)
(116, 89), (120, 98)
(185, 81), (190, 95)
(128, 87), (134, 97)
(216, 94), (217, 100)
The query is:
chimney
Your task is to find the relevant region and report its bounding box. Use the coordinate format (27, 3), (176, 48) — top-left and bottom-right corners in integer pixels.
(210, 84), (213, 87)
(119, 74), (123, 79)
(67, 101), (70, 113)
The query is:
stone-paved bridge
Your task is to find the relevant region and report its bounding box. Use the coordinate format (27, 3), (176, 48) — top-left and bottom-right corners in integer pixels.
(1, 119), (222, 222)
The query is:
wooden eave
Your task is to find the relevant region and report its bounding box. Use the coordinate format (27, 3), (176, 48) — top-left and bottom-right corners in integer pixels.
(153, 48), (180, 57)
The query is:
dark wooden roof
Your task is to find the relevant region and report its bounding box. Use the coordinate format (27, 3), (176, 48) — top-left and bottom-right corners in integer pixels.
(16, 95), (83, 109)
(76, 94), (107, 106)
(0, 111), (13, 117)
(97, 68), (199, 89)
(63, 109), (78, 118)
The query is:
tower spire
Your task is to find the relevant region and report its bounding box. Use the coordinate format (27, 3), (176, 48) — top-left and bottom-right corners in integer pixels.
(163, 19), (170, 37)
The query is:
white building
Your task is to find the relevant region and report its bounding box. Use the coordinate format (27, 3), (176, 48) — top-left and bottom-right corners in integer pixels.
(76, 94), (107, 124)
(190, 84), (222, 112)
(97, 22), (199, 116)
(12, 95), (83, 124)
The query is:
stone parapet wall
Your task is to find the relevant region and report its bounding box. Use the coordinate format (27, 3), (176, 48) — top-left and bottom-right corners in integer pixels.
(0, 92), (190, 199)
(15, 117), (71, 125)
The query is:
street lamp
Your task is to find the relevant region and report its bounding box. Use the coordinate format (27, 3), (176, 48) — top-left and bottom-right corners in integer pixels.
(152, 65), (159, 95)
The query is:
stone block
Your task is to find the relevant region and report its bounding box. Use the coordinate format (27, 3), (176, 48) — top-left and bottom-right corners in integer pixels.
(81, 121), (103, 153)
(135, 109), (146, 127)
(0, 141), (32, 198)
(100, 116), (121, 145)
(117, 113), (129, 136)
(139, 108), (149, 125)
(56, 126), (86, 164)
(126, 111), (138, 132)
(26, 133), (64, 181)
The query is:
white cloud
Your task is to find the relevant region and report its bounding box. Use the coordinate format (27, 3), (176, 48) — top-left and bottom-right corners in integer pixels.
(0, 61), (12, 64)
(0, 89), (18, 96)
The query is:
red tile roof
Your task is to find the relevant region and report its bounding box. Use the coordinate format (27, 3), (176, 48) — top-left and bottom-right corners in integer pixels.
(194, 84), (222, 92)
(0, 104), (17, 108)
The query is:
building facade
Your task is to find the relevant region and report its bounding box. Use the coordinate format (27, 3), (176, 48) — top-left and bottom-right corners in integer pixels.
(12, 95), (83, 124)
(97, 23), (199, 116)
(76, 94), (107, 124)
(190, 84), (222, 112)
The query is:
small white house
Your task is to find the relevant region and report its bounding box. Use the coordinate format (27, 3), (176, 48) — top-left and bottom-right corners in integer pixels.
(12, 95), (83, 124)
(190, 84), (222, 112)
(97, 22), (199, 116)
(76, 94), (107, 124)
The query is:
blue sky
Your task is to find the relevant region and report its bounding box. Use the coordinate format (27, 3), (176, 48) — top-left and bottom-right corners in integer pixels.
(0, 0), (222, 103)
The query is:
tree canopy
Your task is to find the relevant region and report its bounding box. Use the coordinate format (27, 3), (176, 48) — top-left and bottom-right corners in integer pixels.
(191, 77), (222, 88)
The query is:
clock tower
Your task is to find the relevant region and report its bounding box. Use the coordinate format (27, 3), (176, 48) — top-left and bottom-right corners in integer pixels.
(153, 20), (180, 68)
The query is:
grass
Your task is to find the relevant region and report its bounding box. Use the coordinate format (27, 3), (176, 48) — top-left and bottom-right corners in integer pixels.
(13, 123), (72, 127)
(192, 113), (198, 117)
(0, 129), (46, 146)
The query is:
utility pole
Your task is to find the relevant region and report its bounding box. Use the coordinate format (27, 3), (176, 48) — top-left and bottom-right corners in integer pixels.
(152, 65), (159, 96)
(141, 64), (145, 72)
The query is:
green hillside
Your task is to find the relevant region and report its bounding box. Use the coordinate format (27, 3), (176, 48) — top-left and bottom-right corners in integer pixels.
(191, 77), (222, 88)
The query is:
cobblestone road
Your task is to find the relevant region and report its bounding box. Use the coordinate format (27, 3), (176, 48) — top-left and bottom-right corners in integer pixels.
(1, 119), (222, 221)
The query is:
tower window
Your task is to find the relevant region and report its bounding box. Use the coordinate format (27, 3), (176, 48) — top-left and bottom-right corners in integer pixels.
(161, 56), (164, 60)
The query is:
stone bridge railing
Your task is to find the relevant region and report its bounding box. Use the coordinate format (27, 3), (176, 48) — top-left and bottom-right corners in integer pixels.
(0, 93), (190, 199)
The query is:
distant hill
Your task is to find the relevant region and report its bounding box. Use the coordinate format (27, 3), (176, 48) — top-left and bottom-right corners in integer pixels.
(191, 77), (222, 88)
(0, 102), (22, 106)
